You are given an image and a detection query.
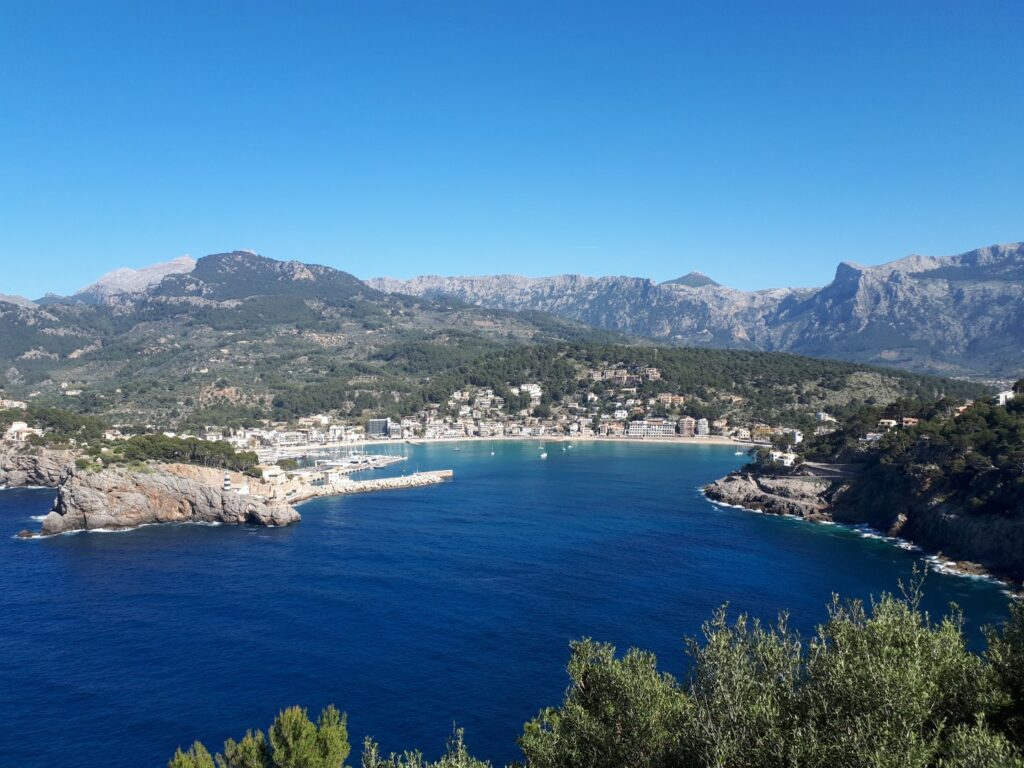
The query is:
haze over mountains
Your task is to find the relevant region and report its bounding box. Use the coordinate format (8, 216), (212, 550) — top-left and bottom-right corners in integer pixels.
(370, 242), (1024, 379)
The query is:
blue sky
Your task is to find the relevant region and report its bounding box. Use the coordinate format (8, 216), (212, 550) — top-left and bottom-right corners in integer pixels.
(1, 1), (1022, 298)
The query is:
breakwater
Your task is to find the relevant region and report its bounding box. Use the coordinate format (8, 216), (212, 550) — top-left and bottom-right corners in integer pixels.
(291, 470), (454, 503)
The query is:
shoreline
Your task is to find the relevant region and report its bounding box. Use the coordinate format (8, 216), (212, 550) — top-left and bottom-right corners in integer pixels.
(699, 488), (1022, 599)
(402, 434), (744, 447)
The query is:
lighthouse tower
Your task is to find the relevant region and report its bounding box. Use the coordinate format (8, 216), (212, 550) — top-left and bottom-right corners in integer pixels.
(223, 472), (232, 493)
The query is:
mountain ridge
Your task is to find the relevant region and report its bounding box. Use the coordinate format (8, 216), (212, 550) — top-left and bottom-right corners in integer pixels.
(368, 242), (1024, 377)
(68, 255), (197, 304)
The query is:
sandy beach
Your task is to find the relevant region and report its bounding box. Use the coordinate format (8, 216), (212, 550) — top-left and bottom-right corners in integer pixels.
(405, 434), (743, 447)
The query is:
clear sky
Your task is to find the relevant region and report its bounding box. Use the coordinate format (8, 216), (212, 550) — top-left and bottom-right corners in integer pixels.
(2, 1), (1022, 298)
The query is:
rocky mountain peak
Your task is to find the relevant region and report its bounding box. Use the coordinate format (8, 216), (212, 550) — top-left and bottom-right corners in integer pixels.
(662, 271), (721, 288)
(72, 255), (197, 304)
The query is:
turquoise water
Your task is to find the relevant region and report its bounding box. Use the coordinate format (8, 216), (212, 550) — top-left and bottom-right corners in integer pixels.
(0, 441), (1012, 767)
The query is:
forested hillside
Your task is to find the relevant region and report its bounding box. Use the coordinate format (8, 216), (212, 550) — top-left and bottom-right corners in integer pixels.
(0, 252), (989, 428)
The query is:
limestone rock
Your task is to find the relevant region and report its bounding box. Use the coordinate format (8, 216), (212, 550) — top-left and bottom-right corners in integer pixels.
(0, 446), (77, 488)
(704, 473), (834, 521)
(40, 465), (299, 534)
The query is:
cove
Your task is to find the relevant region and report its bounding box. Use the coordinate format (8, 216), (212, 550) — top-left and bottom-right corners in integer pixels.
(0, 441), (1011, 768)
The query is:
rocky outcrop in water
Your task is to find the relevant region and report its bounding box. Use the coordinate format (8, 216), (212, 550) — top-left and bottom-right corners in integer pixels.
(704, 473), (837, 521)
(38, 465), (299, 534)
(705, 467), (1024, 586)
(0, 445), (77, 488)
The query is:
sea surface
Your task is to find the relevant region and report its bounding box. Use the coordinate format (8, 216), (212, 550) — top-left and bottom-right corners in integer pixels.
(0, 441), (1012, 768)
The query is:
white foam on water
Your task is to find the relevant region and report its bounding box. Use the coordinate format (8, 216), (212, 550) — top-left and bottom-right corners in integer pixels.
(699, 487), (1017, 592)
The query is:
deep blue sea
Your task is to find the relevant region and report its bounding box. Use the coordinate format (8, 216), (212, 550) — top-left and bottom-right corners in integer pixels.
(0, 442), (1012, 768)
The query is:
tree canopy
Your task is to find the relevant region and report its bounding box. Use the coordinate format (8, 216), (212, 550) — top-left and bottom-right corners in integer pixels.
(170, 586), (1024, 768)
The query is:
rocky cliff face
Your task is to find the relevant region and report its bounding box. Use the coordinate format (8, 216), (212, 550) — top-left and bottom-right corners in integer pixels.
(370, 242), (1024, 377)
(706, 468), (1024, 585)
(0, 446), (77, 487)
(38, 465), (299, 534)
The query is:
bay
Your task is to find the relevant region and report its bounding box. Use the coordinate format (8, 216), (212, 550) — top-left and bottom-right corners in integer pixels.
(0, 442), (1011, 767)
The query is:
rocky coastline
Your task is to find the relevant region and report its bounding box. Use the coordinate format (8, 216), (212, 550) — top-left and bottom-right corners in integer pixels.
(36, 464), (299, 535)
(704, 469), (1022, 593)
(3, 446), (300, 536)
(0, 445), (78, 488)
(703, 472), (840, 521)
(4, 445), (454, 537)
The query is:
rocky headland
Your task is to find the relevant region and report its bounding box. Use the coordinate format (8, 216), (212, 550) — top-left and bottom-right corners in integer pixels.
(37, 464), (299, 534)
(703, 472), (839, 521)
(5, 445), (454, 536)
(705, 468), (1023, 590)
(3, 446), (300, 535)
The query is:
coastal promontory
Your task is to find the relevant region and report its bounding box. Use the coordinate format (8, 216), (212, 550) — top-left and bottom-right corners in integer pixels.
(39, 464), (299, 534)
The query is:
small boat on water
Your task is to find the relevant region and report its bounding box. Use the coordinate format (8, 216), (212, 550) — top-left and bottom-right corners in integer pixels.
(540, 452), (548, 459)
(734, 450), (746, 455)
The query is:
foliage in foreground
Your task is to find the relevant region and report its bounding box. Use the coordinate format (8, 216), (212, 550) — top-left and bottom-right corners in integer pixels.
(171, 589), (1024, 768)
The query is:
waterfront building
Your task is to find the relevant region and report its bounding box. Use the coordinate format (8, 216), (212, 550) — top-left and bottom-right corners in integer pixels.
(696, 418), (710, 436)
(627, 419), (677, 438)
(678, 416), (696, 437)
(367, 418), (392, 438)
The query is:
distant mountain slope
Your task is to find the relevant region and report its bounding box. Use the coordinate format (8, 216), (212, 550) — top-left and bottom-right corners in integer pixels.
(0, 251), (624, 421)
(69, 255), (197, 304)
(0, 294), (36, 308)
(369, 242), (1024, 377)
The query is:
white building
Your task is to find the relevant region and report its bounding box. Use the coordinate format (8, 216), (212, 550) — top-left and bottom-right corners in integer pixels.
(696, 418), (710, 437)
(769, 450), (798, 467)
(261, 466), (288, 485)
(996, 390), (1017, 406)
(4, 421), (42, 443)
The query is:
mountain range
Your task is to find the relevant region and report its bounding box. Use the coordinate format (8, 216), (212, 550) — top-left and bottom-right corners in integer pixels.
(0, 242), (1020, 424)
(369, 242), (1024, 380)
(0, 251), (621, 421)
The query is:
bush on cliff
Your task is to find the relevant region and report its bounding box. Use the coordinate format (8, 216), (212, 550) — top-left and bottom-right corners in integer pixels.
(170, 586), (1024, 768)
